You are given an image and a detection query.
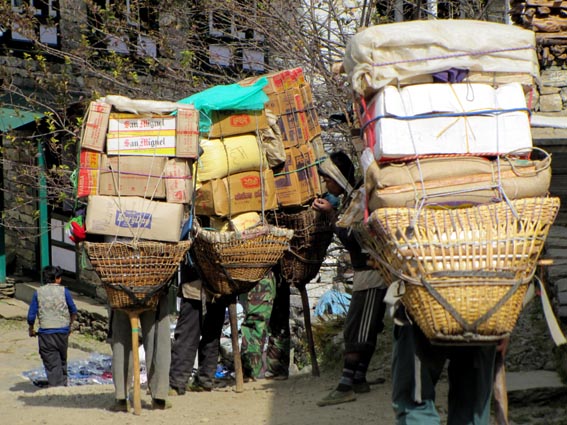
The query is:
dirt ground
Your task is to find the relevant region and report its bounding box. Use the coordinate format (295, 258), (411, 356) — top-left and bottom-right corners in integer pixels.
(0, 317), (408, 425)
(5, 308), (567, 425)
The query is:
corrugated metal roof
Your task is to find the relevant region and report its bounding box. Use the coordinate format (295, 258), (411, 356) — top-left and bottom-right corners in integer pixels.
(0, 107), (43, 132)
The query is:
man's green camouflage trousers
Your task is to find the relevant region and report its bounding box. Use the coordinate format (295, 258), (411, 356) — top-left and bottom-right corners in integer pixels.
(240, 271), (290, 378)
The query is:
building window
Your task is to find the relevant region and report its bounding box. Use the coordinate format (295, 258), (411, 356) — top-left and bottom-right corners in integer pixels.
(205, 1), (267, 73)
(209, 44), (233, 68)
(3, 0), (61, 49)
(88, 0), (160, 59)
(241, 48), (265, 72)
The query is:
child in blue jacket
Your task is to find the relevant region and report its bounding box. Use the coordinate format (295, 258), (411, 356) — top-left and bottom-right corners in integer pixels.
(27, 266), (78, 387)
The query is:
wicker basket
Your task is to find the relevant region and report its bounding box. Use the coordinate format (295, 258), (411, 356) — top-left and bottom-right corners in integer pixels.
(358, 197), (560, 343)
(192, 225), (294, 296)
(268, 208), (334, 288)
(84, 240), (192, 310)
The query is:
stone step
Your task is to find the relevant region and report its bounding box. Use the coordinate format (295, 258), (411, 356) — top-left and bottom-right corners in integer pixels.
(507, 370), (565, 392)
(507, 370), (567, 405)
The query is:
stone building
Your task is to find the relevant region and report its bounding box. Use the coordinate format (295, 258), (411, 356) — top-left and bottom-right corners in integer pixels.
(0, 1), (269, 289)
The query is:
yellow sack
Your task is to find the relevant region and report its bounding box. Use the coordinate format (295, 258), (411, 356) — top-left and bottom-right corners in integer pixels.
(197, 135), (267, 182)
(210, 212), (262, 232)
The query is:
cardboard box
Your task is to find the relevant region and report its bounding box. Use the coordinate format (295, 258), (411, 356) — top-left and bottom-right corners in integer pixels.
(164, 158), (193, 204)
(274, 88), (311, 147)
(85, 195), (184, 242)
(98, 155), (167, 198)
(77, 149), (101, 198)
(208, 110), (269, 138)
(265, 92), (285, 116)
(291, 88), (310, 142)
(365, 82), (533, 161)
(195, 169), (277, 217)
(108, 113), (177, 132)
(279, 112), (309, 147)
(274, 146), (319, 207)
(81, 102), (111, 151)
(300, 142), (322, 197)
(239, 72), (286, 95)
(289, 67), (306, 87)
(301, 83), (321, 139)
(176, 107), (200, 158)
(106, 133), (176, 156)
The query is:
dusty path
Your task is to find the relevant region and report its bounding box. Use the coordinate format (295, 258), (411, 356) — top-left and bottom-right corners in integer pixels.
(4, 298), (567, 424)
(0, 318), (398, 425)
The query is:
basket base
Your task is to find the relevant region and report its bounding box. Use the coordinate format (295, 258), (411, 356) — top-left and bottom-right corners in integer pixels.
(405, 282), (528, 343)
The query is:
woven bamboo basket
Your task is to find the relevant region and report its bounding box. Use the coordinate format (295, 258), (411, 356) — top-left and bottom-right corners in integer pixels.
(268, 208), (334, 288)
(84, 240), (192, 310)
(192, 225), (294, 296)
(358, 197), (560, 343)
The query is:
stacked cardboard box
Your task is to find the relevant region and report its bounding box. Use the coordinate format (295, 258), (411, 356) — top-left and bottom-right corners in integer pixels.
(79, 101), (199, 242)
(240, 68), (322, 207)
(193, 108), (279, 218)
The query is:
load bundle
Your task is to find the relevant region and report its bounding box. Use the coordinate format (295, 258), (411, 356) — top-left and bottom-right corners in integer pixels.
(344, 20), (560, 343)
(178, 80), (294, 297)
(77, 96), (198, 310)
(236, 69), (333, 289)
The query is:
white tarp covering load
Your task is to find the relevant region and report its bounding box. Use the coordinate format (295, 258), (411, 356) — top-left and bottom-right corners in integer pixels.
(344, 20), (540, 96)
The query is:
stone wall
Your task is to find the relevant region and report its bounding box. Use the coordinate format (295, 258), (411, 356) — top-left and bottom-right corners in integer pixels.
(537, 69), (567, 114)
(74, 308), (109, 342)
(2, 131), (40, 275)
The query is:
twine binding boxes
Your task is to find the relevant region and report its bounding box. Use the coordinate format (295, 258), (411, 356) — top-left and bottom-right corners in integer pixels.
(356, 197), (560, 343)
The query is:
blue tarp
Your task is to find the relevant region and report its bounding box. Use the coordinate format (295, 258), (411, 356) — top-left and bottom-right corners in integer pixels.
(314, 289), (351, 317)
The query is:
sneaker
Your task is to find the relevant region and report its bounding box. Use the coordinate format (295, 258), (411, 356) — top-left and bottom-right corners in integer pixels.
(107, 399), (130, 412)
(352, 381), (371, 393)
(168, 386), (186, 396)
(264, 371), (288, 381)
(316, 389), (356, 407)
(151, 398), (172, 410)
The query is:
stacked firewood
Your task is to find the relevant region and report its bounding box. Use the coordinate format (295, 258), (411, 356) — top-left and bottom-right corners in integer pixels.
(510, 0), (567, 66)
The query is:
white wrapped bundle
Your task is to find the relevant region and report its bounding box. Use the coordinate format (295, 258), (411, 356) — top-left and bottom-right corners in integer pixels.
(344, 20), (539, 96)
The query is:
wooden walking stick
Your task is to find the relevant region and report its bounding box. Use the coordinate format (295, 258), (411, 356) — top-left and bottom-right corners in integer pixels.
(299, 285), (320, 377)
(493, 347), (509, 425)
(127, 310), (144, 415)
(228, 298), (244, 392)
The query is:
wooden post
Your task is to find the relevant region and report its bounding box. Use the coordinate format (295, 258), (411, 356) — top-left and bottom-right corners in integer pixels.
(299, 285), (319, 377)
(493, 350), (509, 425)
(128, 310), (142, 415)
(229, 300), (244, 392)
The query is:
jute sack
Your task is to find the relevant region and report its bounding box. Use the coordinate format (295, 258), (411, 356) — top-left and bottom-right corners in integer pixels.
(367, 157), (551, 210)
(367, 156), (500, 189)
(197, 135), (267, 182)
(210, 212), (262, 232)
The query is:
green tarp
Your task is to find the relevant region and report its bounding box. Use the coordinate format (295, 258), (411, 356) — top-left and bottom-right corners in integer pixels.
(0, 107), (43, 132)
(177, 77), (269, 133)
